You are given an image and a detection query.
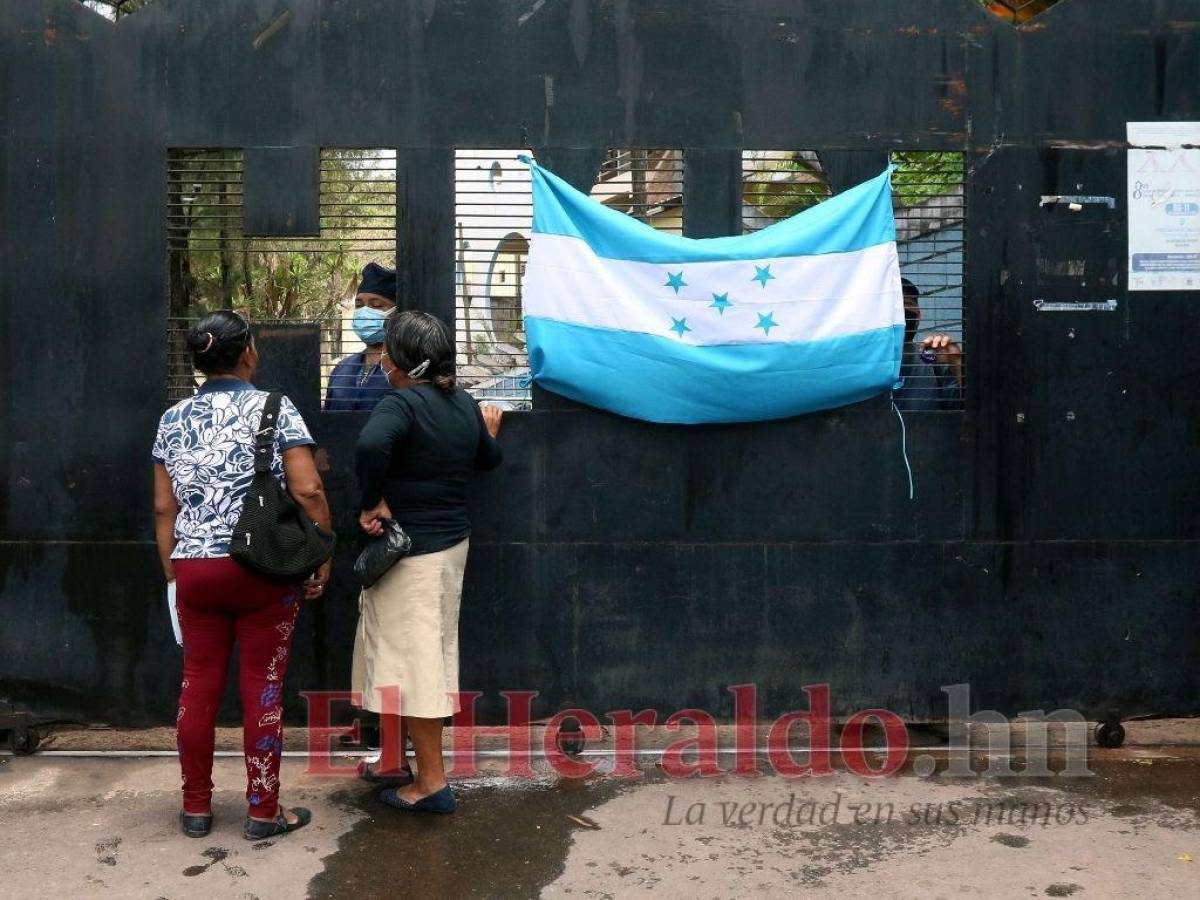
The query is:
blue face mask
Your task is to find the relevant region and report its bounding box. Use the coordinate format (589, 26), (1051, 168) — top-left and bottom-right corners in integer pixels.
(352, 306), (388, 345)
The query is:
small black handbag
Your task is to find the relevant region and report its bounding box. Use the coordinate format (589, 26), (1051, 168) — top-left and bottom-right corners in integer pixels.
(230, 392), (335, 580)
(353, 518), (412, 588)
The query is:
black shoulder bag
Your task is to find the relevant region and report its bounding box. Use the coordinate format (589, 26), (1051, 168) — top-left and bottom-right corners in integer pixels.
(230, 393), (335, 580)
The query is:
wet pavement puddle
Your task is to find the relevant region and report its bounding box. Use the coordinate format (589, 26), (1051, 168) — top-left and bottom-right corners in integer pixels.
(309, 776), (625, 899)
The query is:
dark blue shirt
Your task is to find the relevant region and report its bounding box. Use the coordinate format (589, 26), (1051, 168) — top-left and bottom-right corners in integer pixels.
(893, 361), (963, 411)
(356, 384), (503, 554)
(325, 351), (391, 412)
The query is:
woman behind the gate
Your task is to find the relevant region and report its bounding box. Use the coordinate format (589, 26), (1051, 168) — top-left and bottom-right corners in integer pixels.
(152, 310), (332, 841)
(352, 310), (504, 814)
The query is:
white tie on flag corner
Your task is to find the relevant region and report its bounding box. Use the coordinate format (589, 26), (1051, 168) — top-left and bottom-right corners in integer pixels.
(518, 158), (905, 425)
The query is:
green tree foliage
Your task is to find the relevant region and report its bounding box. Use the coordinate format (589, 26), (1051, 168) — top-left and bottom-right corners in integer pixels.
(742, 150), (964, 226)
(168, 149), (396, 322)
(889, 151), (965, 209)
(742, 151), (831, 227)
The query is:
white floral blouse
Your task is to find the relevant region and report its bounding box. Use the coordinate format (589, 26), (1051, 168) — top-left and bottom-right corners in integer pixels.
(152, 380), (314, 559)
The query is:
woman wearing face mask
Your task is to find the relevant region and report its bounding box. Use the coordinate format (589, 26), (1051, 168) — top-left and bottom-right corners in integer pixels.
(351, 311), (504, 814)
(325, 262), (397, 412)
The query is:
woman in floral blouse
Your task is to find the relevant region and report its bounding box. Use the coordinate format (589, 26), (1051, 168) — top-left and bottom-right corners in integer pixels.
(152, 309), (332, 841)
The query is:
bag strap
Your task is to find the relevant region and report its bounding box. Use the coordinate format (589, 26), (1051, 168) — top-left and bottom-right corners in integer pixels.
(253, 392), (284, 475)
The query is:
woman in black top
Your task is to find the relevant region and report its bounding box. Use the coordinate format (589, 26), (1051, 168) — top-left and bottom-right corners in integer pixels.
(352, 311), (503, 814)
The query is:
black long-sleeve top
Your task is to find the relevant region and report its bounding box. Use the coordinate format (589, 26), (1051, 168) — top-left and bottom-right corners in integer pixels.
(355, 384), (503, 555)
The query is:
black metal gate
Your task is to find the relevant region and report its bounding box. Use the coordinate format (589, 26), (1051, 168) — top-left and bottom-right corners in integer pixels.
(2, 0), (1198, 727)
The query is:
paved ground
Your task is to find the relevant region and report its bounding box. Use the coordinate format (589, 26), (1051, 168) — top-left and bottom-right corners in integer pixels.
(2, 727), (1199, 899)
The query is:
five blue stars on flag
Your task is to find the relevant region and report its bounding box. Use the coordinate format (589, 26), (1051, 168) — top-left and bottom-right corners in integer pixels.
(664, 265), (778, 338)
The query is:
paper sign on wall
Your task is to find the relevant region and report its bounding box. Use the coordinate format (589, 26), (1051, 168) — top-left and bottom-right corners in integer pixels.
(1128, 122), (1200, 292)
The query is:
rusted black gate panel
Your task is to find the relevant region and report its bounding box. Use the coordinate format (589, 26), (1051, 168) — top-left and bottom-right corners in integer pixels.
(1, 0), (1198, 724)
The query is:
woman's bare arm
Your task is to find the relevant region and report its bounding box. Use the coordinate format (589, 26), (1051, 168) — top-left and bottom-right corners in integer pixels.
(283, 445), (334, 597)
(153, 464), (180, 582)
(475, 404), (504, 471)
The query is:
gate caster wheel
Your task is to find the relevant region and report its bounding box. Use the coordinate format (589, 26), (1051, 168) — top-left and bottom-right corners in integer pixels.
(1094, 719), (1125, 749)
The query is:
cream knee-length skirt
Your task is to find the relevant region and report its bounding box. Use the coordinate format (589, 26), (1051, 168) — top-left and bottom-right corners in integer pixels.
(351, 538), (469, 718)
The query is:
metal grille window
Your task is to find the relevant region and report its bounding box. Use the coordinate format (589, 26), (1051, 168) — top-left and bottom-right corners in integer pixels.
(455, 149), (535, 408)
(741, 150), (833, 231)
(166, 148), (397, 403)
(454, 148), (685, 408)
(590, 149), (684, 234)
(891, 151), (966, 412)
(742, 150), (965, 412)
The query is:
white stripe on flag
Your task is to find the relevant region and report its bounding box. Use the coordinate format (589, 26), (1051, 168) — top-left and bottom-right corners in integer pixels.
(523, 233), (903, 346)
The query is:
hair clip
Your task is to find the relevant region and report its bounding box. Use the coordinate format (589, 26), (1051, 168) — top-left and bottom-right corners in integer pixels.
(201, 332), (215, 353)
(407, 359), (431, 378)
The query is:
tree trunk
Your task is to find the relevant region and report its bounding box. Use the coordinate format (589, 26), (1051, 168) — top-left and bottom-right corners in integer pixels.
(218, 161), (233, 307)
(242, 247), (253, 302)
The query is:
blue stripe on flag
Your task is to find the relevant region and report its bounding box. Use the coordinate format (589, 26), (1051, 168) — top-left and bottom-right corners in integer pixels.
(525, 317), (904, 424)
(528, 162), (896, 264)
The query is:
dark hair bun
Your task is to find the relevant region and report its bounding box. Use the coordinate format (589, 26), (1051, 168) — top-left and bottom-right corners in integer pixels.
(385, 311), (456, 395)
(186, 330), (213, 353)
(187, 310), (251, 375)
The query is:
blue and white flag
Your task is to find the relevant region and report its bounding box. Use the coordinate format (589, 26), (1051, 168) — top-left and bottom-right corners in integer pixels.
(521, 160), (904, 424)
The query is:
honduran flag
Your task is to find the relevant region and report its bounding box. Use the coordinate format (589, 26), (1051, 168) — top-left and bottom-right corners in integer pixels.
(521, 159), (904, 424)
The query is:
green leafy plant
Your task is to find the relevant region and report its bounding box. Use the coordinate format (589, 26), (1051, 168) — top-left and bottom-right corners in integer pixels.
(742, 150), (964, 225)
(168, 149), (396, 323)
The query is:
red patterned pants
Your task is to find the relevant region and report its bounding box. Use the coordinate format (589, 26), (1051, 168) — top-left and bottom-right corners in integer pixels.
(174, 557), (300, 818)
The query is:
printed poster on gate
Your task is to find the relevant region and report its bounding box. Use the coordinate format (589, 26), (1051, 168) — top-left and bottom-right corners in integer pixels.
(1128, 122), (1200, 292)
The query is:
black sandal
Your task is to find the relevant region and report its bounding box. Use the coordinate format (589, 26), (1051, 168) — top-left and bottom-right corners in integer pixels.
(243, 806), (312, 841)
(357, 759), (414, 787)
(180, 810), (213, 838)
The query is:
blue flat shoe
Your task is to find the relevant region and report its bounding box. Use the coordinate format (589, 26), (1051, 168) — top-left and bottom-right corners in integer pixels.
(379, 784), (457, 814)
